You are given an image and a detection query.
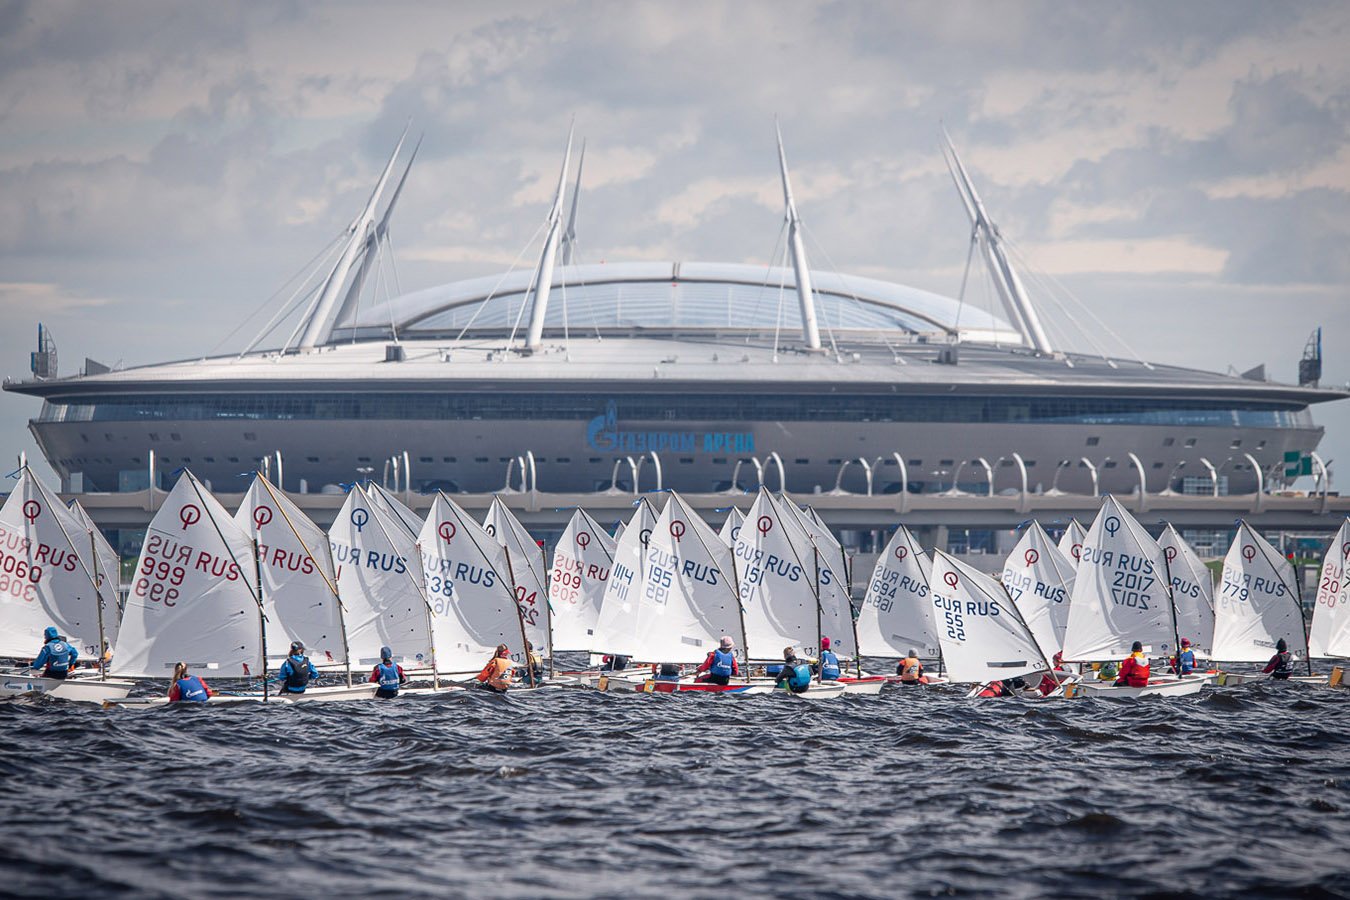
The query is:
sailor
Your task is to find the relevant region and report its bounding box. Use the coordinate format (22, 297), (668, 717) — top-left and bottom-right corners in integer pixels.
(1096, 660), (1118, 681)
(897, 649), (924, 685)
(276, 641), (320, 695)
(694, 635), (739, 685)
(1263, 638), (1295, 680)
(168, 662), (211, 702)
(477, 644), (515, 693)
(600, 654), (630, 672)
(1170, 638), (1197, 676)
(816, 637), (842, 681)
(369, 646), (407, 699)
(772, 646), (813, 694)
(1114, 641), (1151, 687)
(517, 640), (544, 686)
(977, 680), (1010, 698)
(31, 626), (78, 679)
(654, 663), (683, 683)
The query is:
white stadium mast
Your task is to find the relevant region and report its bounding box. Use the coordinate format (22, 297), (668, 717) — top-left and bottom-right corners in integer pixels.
(295, 128), (417, 352)
(524, 126), (575, 352)
(776, 123), (824, 353)
(941, 129), (1054, 355)
(559, 140), (585, 267)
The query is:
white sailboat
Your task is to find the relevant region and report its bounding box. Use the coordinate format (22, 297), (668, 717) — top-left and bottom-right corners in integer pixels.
(857, 524), (944, 684)
(1212, 521), (1315, 684)
(1157, 525), (1216, 658)
(68, 496), (123, 639)
(1001, 521), (1075, 658)
(418, 492), (532, 685)
(484, 497), (552, 661)
(0, 467), (132, 701)
(591, 496), (659, 666)
(930, 549), (1053, 693)
(1309, 519), (1350, 660)
(235, 474), (351, 677)
(1058, 519), (1087, 569)
(329, 484), (435, 672)
(548, 508), (615, 653)
(718, 507), (745, 547)
(366, 483), (424, 537)
(1061, 497), (1205, 697)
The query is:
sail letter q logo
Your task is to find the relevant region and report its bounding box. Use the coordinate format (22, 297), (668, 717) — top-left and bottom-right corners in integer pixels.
(21, 500), (40, 523)
(351, 508), (369, 533)
(438, 522), (456, 543)
(253, 506), (273, 530)
(943, 571), (959, 588)
(1024, 548), (1039, 566)
(1103, 516), (1121, 537)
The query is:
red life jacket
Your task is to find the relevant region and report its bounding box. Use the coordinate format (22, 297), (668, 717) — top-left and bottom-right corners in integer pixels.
(1119, 653), (1150, 687)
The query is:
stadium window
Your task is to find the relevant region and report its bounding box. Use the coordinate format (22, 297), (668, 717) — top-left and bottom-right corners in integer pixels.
(1256, 440), (1267, 450)
(1024, 460), (1036, 467)
(149, 433), (160, 441)
(443, 457), (456, 463)
(1085, 436), (1100, 446)
(679, 458), (694, 464)
(306, 457), (319, 463)
(556, 458), (570, 463)
(357, 456), (371, 462)
(475, 457), (489, 463)
(204, 457), (215, 463)
(419, 457), (433, 463)
(170, 433), (182, 441)
(1184, 438), (1197, 447)
(713, 458), (728, 465)
(1152, 462), (1164, 469)
(940, 459), (954, 467)
(589, 458), (602, 464)
(908, 459), (922, 467)
(1103, 461), (1118, 468)
(795, 458), (809, 465)
(243, 432), (257, 441)
(828, 458), (842, 465)
(1162, 438), (1175, 447)
(1230, 439), (1242, 449)
(228, 457), (239, 463)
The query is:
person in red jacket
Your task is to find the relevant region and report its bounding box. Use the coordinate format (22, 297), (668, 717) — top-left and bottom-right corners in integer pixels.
(1115, 641), (1151, 687)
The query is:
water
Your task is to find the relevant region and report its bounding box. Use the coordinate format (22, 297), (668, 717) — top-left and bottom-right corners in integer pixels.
(3, 679), (1350, 899)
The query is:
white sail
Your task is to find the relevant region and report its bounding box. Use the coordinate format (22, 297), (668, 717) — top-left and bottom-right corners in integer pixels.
(1062, 497), (1177, 662)
(0, 468), (116, 661)
(857, 524), (939, 658)
(591, 498), (659, 655)
(1058, 519), (1087, 569)
(718, 507), (745, 547)
(930, 550), (1049, 683)
(1158, 524), (1216, 656)
(329, 485), (433, 669)
(419, 493), (527, 673)
(1001, 522), (1076, 656)
(68, 498), (122, 640)
(548, 508), (616, 651)
(366, 483), (423, 537)
(735, 488), (819, 660)
(483, 497), (551, 657)
(1313, 521), (1350, 658)
(782, 499), (857, 657)
(113, 470), (261, 678)
(633, 492), (742, 663)
(612, 520), (626, 542)
(1213, 521), (1307, 663)
(235, 474), (347, 668)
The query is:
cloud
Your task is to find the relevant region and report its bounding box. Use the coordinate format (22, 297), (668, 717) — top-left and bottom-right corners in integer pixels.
(0, 280), (111, 314)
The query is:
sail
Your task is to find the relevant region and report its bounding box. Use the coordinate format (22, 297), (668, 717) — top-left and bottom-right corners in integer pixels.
(857, 524), (939, 658)
(782, 499), (857, 657)
(735, 489), (819, 660)
(113, 470), (261, 678)
(68, 498), (122, 643)
(419, 493), (526, 672)
(0, 469), (115, 660)
(235, 474), (347, 668)
(1062, 497), (1177, 662)
(1058, 519), (1087, 569)
(718, 508), (745, 547)
(930, 550), (1049, 683)
(1311, 520), (1350, 658)
(632, 492), (742, 663)
(483, 497), (551, 657)
(612, 520), (626, 542)
(548, 509), (616, 651)
(329, 485), (433, 669)
(366, 483), (423, 537)
(592, 498), (659, 655)
(1213, 522), (1307, 662)
(1158, 525), (1216, 656)
(1001, 522), (1075, 656)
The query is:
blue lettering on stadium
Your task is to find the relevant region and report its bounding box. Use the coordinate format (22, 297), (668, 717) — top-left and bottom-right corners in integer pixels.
(586, 401), (754, 455)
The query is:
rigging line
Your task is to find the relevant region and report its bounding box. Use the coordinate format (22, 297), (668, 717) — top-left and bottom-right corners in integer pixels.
(506, 245), (545, 347)
(799, 222), (900, 356)
(1008, 250), (1116, 362)
(381, 232), (402, 343)
(559, 268), (571, 357)
(371, 234), (399, 344)
(454, 217), (550, 346)
(222, 230), (346, 357)
(953, 229), (978, 338)
(747, 220), (790, 333)
(273, 281), (327, 358)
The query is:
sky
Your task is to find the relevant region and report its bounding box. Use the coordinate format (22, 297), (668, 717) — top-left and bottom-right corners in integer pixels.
(0, 0), (1347, 490)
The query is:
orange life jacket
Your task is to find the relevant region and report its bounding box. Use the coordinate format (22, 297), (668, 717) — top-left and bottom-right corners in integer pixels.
(900, 657), (922, 682)
(478, 657), (514, 690)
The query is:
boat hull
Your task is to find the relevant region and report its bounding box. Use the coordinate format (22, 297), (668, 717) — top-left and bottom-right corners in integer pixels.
(1215, 671), (1326, 687)
(834, 676), (887, 695)
(1064, 675), (1208, 698)
(1, 673), (134, 702)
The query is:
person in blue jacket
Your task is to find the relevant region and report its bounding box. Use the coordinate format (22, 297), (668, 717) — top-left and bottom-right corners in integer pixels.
(773, 646), (813, 694)
(1169, 638), (1197, 676)
(694, 635), (739, 685)
(368, 646), (407, 699)
(275, 641), (319, 695)
(32, 626), (78, 679)
(168, 662), (212, 702)
(815, 636), (842, 681)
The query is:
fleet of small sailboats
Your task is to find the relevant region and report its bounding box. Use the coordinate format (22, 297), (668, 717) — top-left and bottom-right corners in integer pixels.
(3, 464), (1347, 706)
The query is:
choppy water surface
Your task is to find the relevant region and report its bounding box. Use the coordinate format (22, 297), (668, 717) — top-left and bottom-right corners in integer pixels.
(3, 676), (1350, 899)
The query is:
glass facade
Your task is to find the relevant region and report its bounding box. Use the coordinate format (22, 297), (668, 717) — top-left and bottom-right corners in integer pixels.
(39, 392), (1313, 428)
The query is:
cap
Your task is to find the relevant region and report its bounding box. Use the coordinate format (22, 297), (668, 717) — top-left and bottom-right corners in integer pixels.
(1180, 638), (1191, 647)
(290, 641), (305, 654)
(380, 645), (393, 661)
(1131, 641), (1143, 652)
(908, 648), (918, 658)
(1276, 638), (1288, 652)
(820, 637), (832, 650)
(43, 626), (59, 641)
(719, 635), (734, 650)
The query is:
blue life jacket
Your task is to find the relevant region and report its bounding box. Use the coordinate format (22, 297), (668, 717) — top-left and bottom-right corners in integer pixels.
(787, 663), (813, 691)
(375, 662), (401, 691)
(282, 656), (312, 692)
(765, 664), (784, 678)
(819, 650), (841, 680)
(175, 675), (209, 702)
(709, 649), (735, 677)
(1178, 649), (1196, 674)
(41, 639), (75, 674)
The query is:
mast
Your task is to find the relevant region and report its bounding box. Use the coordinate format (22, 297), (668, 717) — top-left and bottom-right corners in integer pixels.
(90, 528), (107, 680)
(560, 140), (585, 267)
(1160, 544), (1184, 676)
(524, 126), (575, 351)
(813, 546), (824, 682)
(776, 122), (823, 352)
(941, 129), (1054, 355)
(252, 538), (269, 702)
(502, 545), (536, 687)
(296, 128), (410, 351)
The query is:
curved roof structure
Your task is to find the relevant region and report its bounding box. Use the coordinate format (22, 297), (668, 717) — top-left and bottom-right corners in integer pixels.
(333, 262), (1020, 344)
